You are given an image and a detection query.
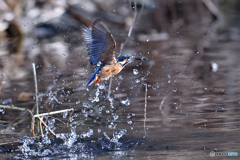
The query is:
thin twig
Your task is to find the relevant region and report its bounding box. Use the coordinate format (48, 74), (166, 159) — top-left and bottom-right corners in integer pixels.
(136, 66), (152, 96)
(0, 105), (31, 113)
(0, 74), (3, 93)
(1, 110), (31, 134)
(39, 116), (43, 137)
(108, 0), (139, 97)
(48, 115), (66, 125)
(107, 77), (113, 99)
(31, 108), (74, 136)
(31, 117), (35, 136)
(66, 109), (74, 124)
(159, 97), (167, 110)
(0, 105), (33, 134)
(32, 108), (74, 117)
(137, 2), (144, 22)
(144, 84), (147, 135)
(38, 116), (56, 136)
(32, 63), (39, 115)
(119, 0), (138, 56)
(201, 0), (223, 19)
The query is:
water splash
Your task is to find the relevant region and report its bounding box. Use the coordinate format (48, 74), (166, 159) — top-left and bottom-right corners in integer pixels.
(133, 69), (139, 75)
(135, 79), (140, 83)
(80, 129), (94, 138)
(173, 88), (177, 92)
(56, 126), (78, 148)
(62, 111), (68, 118)
(110, 129), (127, 146)
(91, 87), (100, 102)
(102, 129), (127, 150)
(120, 98), (130, 106)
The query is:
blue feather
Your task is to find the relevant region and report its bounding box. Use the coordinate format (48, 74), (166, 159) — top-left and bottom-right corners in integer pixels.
(82, 20), (112, 65)
(86, 62), (104, 86)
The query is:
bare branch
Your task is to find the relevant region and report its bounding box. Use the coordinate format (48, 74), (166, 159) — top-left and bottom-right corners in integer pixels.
(119, 0), (138, 56)
(144, 84), (147, 135)
(32, 63), (39, 115)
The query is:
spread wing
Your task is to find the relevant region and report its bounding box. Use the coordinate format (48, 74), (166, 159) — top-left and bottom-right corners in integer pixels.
(82, 19), (116, 65)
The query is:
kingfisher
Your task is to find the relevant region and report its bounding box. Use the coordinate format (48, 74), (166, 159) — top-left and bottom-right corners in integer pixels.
(82, 19), (146, 87)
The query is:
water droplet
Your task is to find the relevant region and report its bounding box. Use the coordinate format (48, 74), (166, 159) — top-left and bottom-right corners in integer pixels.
(99, 84), (105, 89)
(118, 75), (123, 80)
(173, 88), (177, 92)
(87, 129), (93, 137)
(112, 113), (119, 121)
(63, 111), (68, 118)
(98, 128), (101, 133)
(106, 110), (110, 113)
(127, 120), (132, 124)
(167, 74), (171, 78)
(168, 80), (171, 83)
(133, 69), (139, 75)
(135, 79), (140, 83)
(121, 98), (130, 106)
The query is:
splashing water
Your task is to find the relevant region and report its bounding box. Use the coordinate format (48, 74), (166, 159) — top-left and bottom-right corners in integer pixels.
(133, 69), (139, 75)
(120, 98), (130, 106)
(62, 111), (68, 118)
(80, 129), (94, 138)
(112, 113), (119, 121)
(91, 87), (100, 102)
(102, 129), (127, 149)
(56, 126), (78, 148)
(110, 129), (127, 147)
(108, 96), (114, 108)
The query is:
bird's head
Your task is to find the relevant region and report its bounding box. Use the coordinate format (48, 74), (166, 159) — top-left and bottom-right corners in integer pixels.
(117, 54), (147, 66)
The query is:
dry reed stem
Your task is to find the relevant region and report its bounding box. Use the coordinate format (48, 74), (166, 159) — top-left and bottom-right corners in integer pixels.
(31, 108), (74, 136)
(201, 0), (223, 19)
(107, 76), (113, 99)
(0, 74), (3, 93)
(39, 117), (44, 137)
(108, 0), (138, 98)
(119, 0), (138, 56)
(31, 117), (35, 136)
(33, 108), (74, 117)
(38, 116), (56, 136)
(136, 66), (151, 96)
(159, 97), (167, 110)
(32, 63), (39, 115)
(144, 84), (147, 135)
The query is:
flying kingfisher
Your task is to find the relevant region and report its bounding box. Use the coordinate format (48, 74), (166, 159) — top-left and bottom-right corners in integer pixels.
(82, 19), (146, 87)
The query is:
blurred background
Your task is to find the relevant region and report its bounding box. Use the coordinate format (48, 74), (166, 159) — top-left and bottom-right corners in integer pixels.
(0, 0), (240, 159)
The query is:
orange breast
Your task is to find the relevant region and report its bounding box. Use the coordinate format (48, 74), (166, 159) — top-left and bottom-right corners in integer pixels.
(99, 63), (123, 80)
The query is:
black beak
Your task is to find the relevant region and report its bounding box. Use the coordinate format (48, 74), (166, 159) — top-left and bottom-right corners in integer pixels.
(132, 56), (148, 61)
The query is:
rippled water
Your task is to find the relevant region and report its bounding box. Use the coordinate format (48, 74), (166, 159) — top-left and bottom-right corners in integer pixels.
(1, 7), (240, 160)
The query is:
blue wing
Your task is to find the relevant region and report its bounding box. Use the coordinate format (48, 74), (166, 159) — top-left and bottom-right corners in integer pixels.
(86, 66), (101, 86)
(82, 19), (116, 65)
(86, 62), (104, 86)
